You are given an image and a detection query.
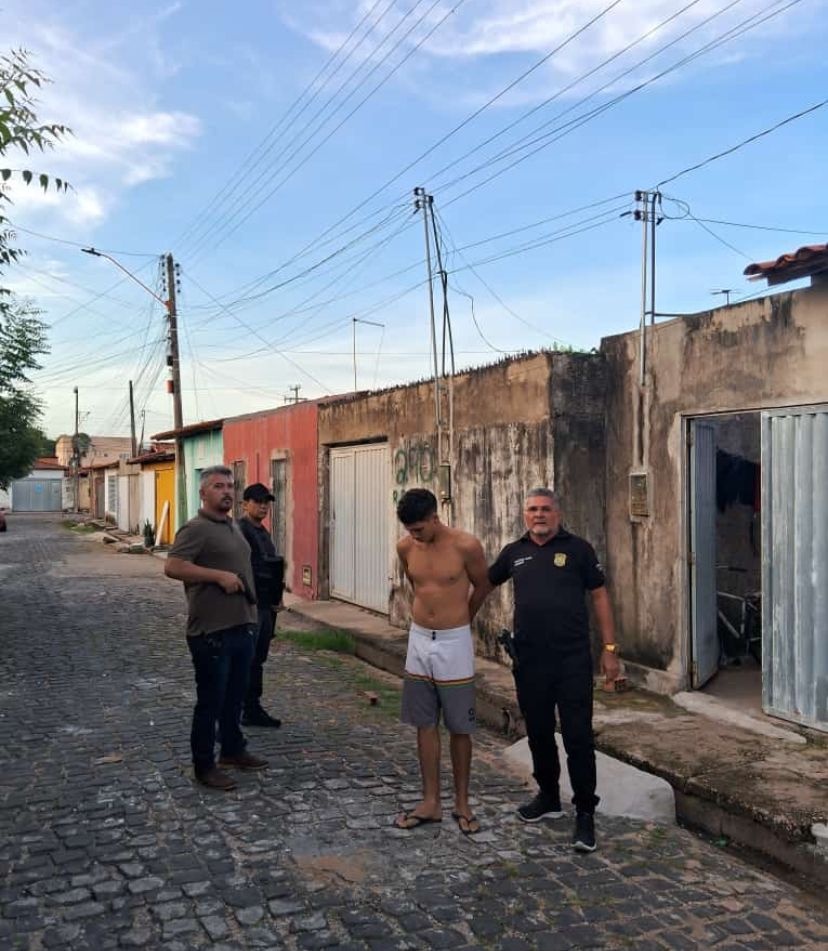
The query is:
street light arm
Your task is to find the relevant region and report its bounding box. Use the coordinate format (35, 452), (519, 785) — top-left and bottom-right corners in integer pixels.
(81, 247), (169, 310)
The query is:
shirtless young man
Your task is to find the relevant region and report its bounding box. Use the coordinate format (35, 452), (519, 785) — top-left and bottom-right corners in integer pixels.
(394, 488), (491, 835)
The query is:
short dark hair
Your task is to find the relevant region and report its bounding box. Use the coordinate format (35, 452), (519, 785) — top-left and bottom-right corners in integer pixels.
(396, 488), (437, 525)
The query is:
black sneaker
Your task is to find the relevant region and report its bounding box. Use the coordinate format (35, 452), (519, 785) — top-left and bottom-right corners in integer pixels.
(517, 791), (565, 823)
(573, 811), (596, 852)
(242, 708), (282, 728)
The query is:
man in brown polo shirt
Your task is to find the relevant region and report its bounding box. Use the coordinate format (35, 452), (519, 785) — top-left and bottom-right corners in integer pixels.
(165, 465), (269, 790)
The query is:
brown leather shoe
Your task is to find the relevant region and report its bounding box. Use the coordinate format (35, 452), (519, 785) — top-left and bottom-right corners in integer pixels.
(194, 766), (237, 791)
(218, 752), (269, 770)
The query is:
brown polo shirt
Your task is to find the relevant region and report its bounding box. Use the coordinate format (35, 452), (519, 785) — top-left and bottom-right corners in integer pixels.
(168, 510), (257, 637)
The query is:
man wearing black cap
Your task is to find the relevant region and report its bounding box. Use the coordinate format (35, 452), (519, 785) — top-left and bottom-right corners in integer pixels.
(238, 482), (285, 728)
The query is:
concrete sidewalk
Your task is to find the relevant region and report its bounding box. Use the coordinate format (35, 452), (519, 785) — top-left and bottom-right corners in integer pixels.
(283, 594), (828, 885)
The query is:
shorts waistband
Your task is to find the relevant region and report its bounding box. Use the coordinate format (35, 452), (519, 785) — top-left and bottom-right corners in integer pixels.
(410, 621), (471, 639)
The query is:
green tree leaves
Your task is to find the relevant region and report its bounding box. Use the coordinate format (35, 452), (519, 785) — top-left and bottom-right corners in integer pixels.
(0, 48), (70, 487)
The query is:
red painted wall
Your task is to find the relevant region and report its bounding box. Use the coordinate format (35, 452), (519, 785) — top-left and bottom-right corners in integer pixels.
(223, 402), (319, 599)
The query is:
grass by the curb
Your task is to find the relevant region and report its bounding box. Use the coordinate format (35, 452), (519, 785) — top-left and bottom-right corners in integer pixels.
(280, 628), (356, 654)
(62, 521), (98, 534)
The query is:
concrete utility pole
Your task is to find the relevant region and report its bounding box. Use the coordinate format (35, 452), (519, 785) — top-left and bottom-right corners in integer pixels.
(73, 386), (80, 514)
(414, 187), (454, 517)
(164, 254), (187, 529)
(414, 188), (441, 435)
(633, 190), (662, 386)
(129, 380), (137, 458)
(82, 246), (187, 528)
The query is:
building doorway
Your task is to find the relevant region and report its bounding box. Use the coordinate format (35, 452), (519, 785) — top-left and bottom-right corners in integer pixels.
(689, 407), (828, 732)
(688, 413), (761, 711)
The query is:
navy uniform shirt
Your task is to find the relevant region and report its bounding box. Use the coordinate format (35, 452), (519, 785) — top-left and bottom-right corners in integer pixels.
(488, 528), (605, 657)
(237, 517), (284, 608)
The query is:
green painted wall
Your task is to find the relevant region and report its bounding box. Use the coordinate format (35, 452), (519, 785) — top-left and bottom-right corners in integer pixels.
(181, 429), (224, 519)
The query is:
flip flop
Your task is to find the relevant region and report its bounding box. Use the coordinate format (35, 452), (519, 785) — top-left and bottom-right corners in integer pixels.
(452, 811), (481, 835)
(394, 811), (442, 830)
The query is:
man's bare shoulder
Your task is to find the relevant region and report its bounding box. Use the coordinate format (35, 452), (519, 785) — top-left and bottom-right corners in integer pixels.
(397, 535), (414, 558)
(447, 528), (484, 554)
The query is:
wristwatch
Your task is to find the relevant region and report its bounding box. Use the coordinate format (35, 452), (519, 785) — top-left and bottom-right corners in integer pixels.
(603, 643), (618, 653)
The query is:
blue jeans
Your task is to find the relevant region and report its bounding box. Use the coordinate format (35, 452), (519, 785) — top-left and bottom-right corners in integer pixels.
(188, 624), (256, 774)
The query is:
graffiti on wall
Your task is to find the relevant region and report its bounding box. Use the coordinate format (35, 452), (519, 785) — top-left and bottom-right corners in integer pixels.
(392, 437), (435, 503)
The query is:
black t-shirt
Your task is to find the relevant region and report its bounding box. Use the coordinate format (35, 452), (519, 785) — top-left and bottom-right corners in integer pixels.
(237, 517), (284, 607)
(488, 528), (605, 656)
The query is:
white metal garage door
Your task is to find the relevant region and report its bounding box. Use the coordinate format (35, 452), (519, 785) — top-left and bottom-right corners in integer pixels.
(762, 406), (828, 732)
(330, 444), (389, 613)
(11, 478), (62, 511)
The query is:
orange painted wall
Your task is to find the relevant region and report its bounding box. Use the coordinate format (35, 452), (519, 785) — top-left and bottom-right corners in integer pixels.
(222, 402), (319, 599)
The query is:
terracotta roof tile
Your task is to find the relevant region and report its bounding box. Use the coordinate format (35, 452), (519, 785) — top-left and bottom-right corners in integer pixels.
(744, 243), (828, 285)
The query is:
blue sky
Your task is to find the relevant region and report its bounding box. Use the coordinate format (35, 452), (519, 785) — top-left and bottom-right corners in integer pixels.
(4, 0), (828, 438)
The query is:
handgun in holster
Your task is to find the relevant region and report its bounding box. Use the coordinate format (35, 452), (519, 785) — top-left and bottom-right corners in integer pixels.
(497, 628), (519, 671)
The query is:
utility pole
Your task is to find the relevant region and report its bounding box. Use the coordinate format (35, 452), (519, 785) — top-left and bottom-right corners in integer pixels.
(284, 384), (303, 404)
(352, 317), (384, 392)
(73, 386), (80, 514)
(164, 255), (183, 431)
(128, 380), (137, 458)
(414, 187), (454, 517)
(414, 188), (441, 435)
(164, 253), (186, 528)
(633, 190), (662, 384)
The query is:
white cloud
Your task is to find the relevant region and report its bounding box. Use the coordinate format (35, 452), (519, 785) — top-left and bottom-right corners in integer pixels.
(281, 0), (810, 98)
(1, 7), (201, 231)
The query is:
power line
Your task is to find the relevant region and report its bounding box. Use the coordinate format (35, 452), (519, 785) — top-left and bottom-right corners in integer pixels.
(187, 0), (467, 263)
(173, 0), (395, 250)
(182, 270), (335, 394)
(187, 0), (640, 305)
(6, 221), (157, 256)
(181, 0), (407, 257)
(656, 94), (828, 188)
(438, 0), (797, 208)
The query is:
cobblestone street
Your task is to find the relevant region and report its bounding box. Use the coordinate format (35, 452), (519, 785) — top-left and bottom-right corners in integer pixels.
(1, 515), (827, 950)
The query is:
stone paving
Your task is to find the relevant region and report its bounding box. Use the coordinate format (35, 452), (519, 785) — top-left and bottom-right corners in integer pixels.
(1, 514), (827, 951)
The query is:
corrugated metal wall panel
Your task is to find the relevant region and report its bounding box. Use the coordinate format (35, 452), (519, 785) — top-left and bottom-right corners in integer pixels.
(763, 408), (828, 732)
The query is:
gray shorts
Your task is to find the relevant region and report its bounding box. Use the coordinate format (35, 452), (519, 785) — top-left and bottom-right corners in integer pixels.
(400, 622), (476, 734)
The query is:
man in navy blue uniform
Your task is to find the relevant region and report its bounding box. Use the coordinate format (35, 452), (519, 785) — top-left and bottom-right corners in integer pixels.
(237, 482), (285, 728)
(488, 488), (619, 852)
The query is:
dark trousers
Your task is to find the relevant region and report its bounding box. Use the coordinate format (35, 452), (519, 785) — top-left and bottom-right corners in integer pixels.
(188, 625), (255, 774)
(245, 607), (275, 713)
(514, 648), (599, 814)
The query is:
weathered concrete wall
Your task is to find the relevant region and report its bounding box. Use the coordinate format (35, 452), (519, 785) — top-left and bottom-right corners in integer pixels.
(602, 285), (828, 689)
(318, 352), (608, 659)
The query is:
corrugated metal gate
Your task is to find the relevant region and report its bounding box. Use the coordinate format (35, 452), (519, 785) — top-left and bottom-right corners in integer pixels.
(762, 407), (828, 732)
(11, 478), (62, 511)
(329, 444), (389, 613)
